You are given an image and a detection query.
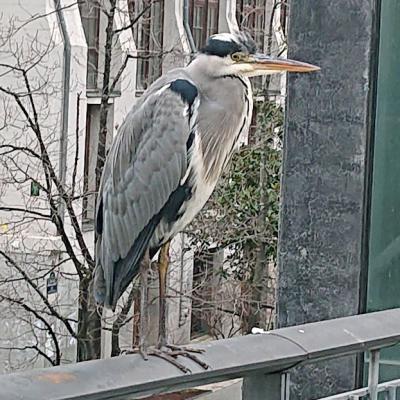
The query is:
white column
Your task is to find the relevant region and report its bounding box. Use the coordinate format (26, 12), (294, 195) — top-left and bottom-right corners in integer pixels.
(162, 0), (191, 72)
(219, 0), (239, 33)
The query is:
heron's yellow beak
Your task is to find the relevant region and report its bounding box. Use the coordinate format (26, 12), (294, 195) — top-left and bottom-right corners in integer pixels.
(247, 54), (320, 74)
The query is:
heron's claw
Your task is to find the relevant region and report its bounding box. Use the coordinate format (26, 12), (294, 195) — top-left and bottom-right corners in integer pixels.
(150, 349), (191, 374)
(121, 347), (148, 361)
(164, 347), (210, 370)
(122, 345), (210, 373)
(166, 344), (205, 354)
(153, 345), (210, 372)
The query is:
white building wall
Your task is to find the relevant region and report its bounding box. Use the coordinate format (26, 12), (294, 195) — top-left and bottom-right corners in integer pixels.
(0, 0), (63, 238)
(162, 0), (191, 72)
(113, 0), (137, 131)
(0, 0), (88, 373)
(219, 0), (239, 33)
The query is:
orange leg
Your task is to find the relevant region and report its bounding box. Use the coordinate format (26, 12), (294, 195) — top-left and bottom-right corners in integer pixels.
(157, 241), (170, 348)
(139, 250), (150, 359)
(124, 243), (209, 373)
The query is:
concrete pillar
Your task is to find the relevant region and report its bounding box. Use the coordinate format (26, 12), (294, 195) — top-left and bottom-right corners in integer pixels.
(218, 0), (239, 33)
(157, 0), (194, 346)
(162, 0), (190, 72)
(166, 234), (194, 345)
(146, 234), (194, 346)
(277, 0), (378, 398)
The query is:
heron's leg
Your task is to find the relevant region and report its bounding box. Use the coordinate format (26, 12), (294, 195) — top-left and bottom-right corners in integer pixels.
(151, 241), (210, 372)
(139, 249), (150, 359)
(157, 240), (171, 349)
(124, 246), (208, 371)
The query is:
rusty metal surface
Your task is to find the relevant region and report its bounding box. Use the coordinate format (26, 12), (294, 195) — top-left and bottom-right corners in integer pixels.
(0, 309), (399, 400)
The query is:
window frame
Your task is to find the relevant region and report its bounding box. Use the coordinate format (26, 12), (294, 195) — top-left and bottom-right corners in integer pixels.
(189, 0), (220, 50)
(79, 0), (101, 90)
(129, 0), (164, 92)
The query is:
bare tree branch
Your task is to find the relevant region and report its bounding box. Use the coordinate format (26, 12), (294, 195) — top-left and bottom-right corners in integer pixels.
(0, 207), (50, 219)
(113, 0), (155, 35)
(0, 251), (76, 338)
(0, 294), (61, 365)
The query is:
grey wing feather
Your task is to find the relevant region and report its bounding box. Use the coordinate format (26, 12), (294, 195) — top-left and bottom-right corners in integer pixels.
(94, 83), (193, 308)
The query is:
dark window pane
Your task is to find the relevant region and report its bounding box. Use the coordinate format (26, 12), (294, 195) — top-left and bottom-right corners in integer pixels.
(79, 1), (100, 89)
(130, 0), (164, 91)
(236, 0), (266, 91)
(193, 5), (204, 49)
(189, 0), (219, 50)
(207, 3), (219, 38)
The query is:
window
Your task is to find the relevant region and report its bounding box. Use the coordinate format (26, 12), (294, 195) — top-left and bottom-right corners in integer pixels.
(189, 0), (219, 50)
(236, 0), (266, 52)
(280, 1), (287, 36)
(366, 0), (400, 383)
(129, 0), (164, 91)
(79, 1), (100, 90)
(236, 0), (266, 92)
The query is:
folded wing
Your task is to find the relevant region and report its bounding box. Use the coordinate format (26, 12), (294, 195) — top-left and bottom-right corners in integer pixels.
(94, 79), (198, 308)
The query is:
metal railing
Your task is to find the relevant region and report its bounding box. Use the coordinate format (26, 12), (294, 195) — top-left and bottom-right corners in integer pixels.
(1, 308), (400, 400)
(319, 377), (400, 400)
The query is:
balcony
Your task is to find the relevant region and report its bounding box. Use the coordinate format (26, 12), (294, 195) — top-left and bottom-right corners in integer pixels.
(1, 309), (399, 400)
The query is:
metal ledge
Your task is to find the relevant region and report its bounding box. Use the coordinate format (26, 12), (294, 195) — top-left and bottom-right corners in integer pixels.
(1, 309), (400, 400)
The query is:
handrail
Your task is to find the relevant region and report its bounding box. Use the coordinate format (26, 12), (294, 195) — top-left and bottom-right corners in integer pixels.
(319, 378), (400, 400)
(1, 309), (400, 400)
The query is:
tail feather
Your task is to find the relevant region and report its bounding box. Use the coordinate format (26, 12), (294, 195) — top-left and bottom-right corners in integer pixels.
(110, 217), (158, 308)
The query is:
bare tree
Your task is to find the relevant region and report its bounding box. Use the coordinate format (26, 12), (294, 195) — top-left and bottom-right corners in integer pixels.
(0, 0), (166, 369)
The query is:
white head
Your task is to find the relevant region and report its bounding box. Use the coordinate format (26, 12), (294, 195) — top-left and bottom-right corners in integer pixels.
(191, 32), (319, 78)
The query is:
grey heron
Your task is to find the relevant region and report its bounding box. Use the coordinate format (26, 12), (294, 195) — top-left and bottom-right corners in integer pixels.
(93, 32), (318, 366)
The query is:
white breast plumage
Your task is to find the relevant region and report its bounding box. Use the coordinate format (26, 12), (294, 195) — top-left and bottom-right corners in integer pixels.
(172, 76), (253, 236)
(151, 75), (253, 248)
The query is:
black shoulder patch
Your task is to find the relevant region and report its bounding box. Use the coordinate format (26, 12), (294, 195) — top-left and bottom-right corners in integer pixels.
(170, 79), (198, 107)
(201, 38), (241, 57)
(95, 197), (103, 235)
(186, 131), (195, 151)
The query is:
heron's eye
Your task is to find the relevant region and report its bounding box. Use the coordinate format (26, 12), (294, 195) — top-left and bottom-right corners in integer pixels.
(231, 52), (244, 62)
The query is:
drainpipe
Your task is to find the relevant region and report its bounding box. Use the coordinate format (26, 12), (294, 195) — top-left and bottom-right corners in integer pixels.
(183, 0), (197, 55)
(54, 0), (71, 224)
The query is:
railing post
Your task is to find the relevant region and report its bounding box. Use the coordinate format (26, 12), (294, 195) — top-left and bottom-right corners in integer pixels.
(387, 386), (397, 400)
(368, 350), (380, 400)
(281, 373), (290, 400)
(242, 373), (285, 400)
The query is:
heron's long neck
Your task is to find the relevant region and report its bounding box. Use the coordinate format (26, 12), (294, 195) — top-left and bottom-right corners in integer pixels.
(221, 75), (253, 165)
(197, 74), (253, 183)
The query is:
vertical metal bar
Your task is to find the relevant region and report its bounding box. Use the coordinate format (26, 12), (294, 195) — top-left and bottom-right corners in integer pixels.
(281, 373), (290, 400)
(388, 386), (397, 400)
(368, 350), (380, 400)
(243, 373), (281, 400)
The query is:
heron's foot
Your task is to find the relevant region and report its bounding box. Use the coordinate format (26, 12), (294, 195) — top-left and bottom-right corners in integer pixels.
(152, 344), (210, 373)
(121, 346), (148, 361)
(123, 345), (209, 373)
